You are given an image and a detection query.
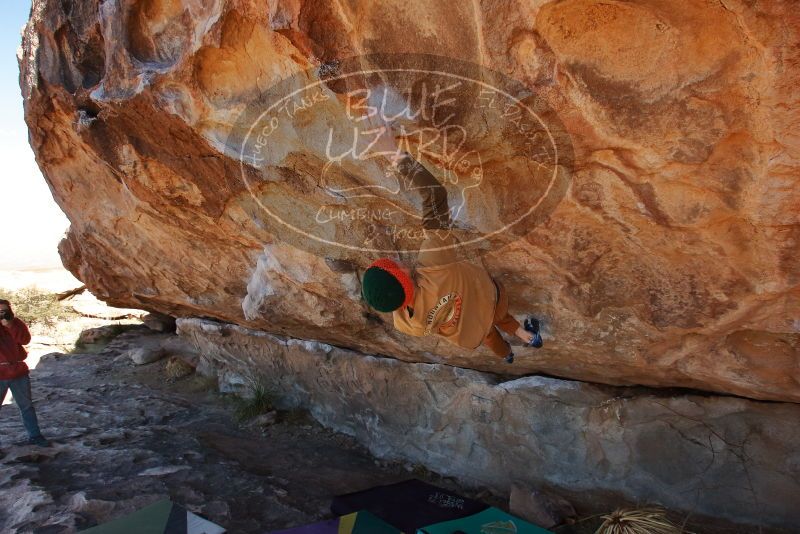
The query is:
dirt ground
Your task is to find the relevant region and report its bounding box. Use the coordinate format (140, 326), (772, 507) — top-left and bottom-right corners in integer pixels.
(0, 326), (511, 533)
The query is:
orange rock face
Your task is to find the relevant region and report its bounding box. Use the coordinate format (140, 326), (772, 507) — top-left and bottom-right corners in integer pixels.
(20, 0), (800, 401)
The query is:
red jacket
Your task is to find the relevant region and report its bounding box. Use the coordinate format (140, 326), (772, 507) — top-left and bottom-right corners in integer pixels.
(0, 307), (31, 380)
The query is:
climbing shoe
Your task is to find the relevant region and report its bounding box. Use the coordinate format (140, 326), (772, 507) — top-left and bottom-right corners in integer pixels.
(504, 351), (514, 364)
(524, 317), (544, 348)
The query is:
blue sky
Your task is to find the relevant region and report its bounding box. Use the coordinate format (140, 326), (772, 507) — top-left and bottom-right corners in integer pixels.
(0, 1), (70, 270)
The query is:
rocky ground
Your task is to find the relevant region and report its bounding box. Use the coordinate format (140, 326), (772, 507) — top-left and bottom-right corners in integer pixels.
(0, 325), (512, 533)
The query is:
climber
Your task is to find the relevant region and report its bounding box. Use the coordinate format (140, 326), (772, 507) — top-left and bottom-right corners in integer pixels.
(0, 299), (50, 448)
(361, 153), (541, 364)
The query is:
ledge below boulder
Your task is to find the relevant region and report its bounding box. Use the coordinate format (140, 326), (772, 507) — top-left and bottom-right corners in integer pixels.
(178, 317), (800, 530)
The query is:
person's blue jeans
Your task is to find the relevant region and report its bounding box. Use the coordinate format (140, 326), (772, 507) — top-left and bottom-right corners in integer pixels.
(0, 374), (44, 440)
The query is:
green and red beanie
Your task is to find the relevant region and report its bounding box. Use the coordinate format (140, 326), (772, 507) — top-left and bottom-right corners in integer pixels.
(362, 258), (414, 312)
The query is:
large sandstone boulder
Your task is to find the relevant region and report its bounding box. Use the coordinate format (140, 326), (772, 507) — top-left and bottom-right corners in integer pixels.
(19, 0), (800, 401)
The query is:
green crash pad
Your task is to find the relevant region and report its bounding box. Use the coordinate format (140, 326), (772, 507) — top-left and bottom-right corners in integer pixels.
(417, 506), (552, 534)
(80, 499), (225, 533)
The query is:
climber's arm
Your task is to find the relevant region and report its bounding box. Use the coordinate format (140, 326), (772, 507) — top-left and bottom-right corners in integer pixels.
(393, 306), (425, 337)
(395, 153), (450, 230)
(393, 152), (460, 265)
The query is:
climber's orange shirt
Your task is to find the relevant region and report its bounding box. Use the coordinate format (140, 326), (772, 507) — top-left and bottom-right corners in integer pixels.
(393, 231), (497, 349)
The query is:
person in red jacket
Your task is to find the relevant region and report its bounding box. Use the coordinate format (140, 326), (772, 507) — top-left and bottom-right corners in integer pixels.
(0, 299), (49, 447)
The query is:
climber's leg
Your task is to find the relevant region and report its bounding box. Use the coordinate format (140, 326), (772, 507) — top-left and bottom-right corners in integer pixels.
(493, 279), (543, 346)
(496, 312), (521, 337)
(493, 280), (521, 336)
(481, 280), (518, 361)
(483, 325), (513, 360)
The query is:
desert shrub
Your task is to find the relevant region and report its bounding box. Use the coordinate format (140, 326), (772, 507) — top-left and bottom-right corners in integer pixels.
(0, 286), (78, 329)
(595, 508), (683, 534)
(231, 381), (274, 423)
(164, 356), (195, 380)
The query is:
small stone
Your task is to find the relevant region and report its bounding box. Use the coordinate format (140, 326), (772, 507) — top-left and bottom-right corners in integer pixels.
(128, 347), (166, 365)
(138, 465), (190, 477)
(142, 313), (177, 333)
(77, 325), (126, 347)
(251, 411), (278, 427)
(509, 484), (576, 529)
(202, 501), (230, 519)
